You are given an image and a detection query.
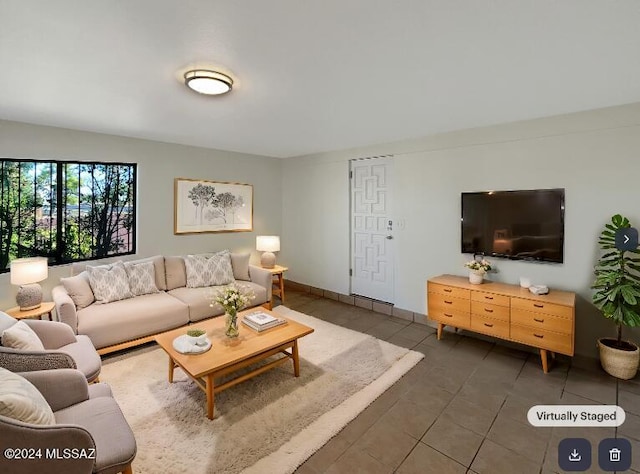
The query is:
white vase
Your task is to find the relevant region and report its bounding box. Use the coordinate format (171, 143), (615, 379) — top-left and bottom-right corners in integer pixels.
(469, 271), (484, 284)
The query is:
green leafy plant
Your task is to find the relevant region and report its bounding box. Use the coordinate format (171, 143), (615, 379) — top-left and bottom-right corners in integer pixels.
(187, 328), (206, 337)
(592, 214), (640, 349)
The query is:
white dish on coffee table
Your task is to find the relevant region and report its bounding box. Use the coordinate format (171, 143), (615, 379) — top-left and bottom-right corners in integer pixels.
(172, 335), (212, 354)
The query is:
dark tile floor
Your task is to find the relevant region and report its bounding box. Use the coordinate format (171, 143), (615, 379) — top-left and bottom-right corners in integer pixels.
(280, 290), (640, 474)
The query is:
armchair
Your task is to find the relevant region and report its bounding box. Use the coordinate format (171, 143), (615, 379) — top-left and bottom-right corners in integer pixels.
(0, 312), (101, 382)
(0, 368), (136, 474)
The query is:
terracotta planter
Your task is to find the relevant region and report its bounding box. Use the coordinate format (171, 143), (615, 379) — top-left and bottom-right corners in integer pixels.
(598, 338), (639, 380)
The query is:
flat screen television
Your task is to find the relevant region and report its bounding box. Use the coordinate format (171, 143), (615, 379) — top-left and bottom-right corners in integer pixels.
(461, 188), (565, 263)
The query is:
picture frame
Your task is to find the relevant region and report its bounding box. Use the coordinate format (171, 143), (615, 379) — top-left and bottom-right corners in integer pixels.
(174, 178), (253, 234)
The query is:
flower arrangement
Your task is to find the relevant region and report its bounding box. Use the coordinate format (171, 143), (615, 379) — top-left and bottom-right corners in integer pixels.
(464, 258), (492, 274)
(211, 284), (255, 315)
(210, 284), (255, 338)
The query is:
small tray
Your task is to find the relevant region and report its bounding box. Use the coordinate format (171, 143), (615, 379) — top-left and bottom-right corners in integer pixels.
(172, 335), (212, 354)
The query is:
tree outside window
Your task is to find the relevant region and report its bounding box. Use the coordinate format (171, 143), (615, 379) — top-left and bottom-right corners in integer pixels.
(0, 159), (136, 271)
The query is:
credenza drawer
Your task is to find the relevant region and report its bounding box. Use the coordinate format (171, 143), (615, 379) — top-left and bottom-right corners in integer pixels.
(511, 297), (572, 319)
(428, 294), (470, 313)
(429, 309), (471, 328)
(428, 283), (470, 300)
(510, 324), (573, 355)
(471, 291), (510, 307)
(511, 308), (572, 334)
(470, 314), (510, 339)
(471, 301), (510, 322)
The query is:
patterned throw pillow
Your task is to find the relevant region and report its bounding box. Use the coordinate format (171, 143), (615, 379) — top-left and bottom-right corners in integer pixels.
(184, 252), (235, 288)
(124, 261), (159, 296)
(0, 367), (55, 425)
(87, 261), (133, 304)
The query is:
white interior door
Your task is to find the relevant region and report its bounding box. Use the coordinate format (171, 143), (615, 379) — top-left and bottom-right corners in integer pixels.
(350, 156), (394, 303)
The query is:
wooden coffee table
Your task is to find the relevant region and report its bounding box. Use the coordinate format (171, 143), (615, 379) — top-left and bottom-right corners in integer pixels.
(155, 308), (314, 419)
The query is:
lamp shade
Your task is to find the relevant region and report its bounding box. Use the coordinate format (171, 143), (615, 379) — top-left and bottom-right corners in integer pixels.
(256, 236), (280, 252)
(10, 257), (48, 285)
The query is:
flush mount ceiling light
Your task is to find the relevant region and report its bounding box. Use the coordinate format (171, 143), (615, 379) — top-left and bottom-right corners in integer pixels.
(184, 69), (233, 95)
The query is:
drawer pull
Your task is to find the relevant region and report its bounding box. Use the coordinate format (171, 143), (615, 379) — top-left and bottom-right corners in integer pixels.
(533, 303), (544, 308)
(484, 308), (494, 313)
(443, 289), (452, 293)
(484, 296), (494, 300)
(483, 323), (494, 328)
(444, 301), (453, 305)
(444, 313), (453, 318)
(534, 318), (544, 323)
(534, 334), (544, 339)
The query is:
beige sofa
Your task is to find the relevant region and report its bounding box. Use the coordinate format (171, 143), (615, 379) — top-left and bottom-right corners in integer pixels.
(52, 254), (272, 354)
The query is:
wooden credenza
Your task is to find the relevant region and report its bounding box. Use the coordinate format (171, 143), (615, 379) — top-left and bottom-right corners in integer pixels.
(427, 274), (576, 373)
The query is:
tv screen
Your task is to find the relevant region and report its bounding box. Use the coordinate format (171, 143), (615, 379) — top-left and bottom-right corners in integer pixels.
(461, 188), (565, 263)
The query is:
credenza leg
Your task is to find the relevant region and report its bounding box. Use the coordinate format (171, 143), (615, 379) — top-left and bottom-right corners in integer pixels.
(436, 323), (443, 340)
(540, 349), (549, 373)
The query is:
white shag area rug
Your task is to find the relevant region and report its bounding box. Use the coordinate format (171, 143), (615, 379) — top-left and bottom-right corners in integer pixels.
(100, 306), (424, 474)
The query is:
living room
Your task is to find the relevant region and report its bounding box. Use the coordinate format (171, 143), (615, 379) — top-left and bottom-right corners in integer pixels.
(2, 2), (640, 473)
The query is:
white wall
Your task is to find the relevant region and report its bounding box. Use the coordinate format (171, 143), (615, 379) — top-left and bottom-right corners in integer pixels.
(0, 120), (282, 309)
(281, 103), (640, 357)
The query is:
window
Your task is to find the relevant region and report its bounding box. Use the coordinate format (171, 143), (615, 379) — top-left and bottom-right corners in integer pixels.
(0, 159), (136, 271)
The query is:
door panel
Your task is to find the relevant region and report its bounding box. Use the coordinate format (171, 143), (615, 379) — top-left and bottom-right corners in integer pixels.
(350, 157), (394, 303)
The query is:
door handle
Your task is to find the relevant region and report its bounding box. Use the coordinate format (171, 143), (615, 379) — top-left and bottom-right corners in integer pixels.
(386, 235), (393, 240)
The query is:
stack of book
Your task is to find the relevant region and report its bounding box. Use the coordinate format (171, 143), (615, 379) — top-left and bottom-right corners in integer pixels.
(242, 311), (287, 332)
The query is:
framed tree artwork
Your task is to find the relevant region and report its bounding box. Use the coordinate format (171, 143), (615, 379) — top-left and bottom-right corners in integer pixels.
(174, 178), (253, 234)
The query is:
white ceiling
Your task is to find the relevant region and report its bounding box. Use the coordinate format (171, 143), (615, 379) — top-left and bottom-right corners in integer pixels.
(2, 1), (640, 158)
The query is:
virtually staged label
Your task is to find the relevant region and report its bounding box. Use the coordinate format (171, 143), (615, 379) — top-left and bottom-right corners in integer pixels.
(527, 405), (626, 427)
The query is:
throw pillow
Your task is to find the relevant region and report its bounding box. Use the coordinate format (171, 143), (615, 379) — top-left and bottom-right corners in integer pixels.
(87, 261), (133, 304)
(61, 271), (95, 309)
(1, 321), (45, 350)
(184, 252), (235, 288)
(0, 311), (17, 335)
(0, 367), (55, 425)
(124, 261), (159, 296)
(230, 253), (251, 281)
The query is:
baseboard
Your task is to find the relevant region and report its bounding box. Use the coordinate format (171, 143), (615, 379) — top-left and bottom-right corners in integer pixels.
(286, 279), (428, 326)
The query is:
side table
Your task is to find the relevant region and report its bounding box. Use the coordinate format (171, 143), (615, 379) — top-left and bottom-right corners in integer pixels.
(4, 301), (56, 321)
(266, 265), (289, 304)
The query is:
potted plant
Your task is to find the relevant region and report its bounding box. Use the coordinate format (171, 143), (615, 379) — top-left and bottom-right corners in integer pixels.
(592, 214), (640, 379)
(186, 328), (207, 346)
(464, 258), (492, 284)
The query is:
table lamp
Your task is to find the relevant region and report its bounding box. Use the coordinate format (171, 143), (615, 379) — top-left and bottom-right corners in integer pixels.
(256, 236), (280, 269)
(10, 257), (49, 310)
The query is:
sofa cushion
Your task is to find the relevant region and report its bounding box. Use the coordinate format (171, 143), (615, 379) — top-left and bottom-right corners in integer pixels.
(0, 367), (55, 425)
(54, 396), (137, 473)
(231, 252), (251, 281)
(168, 287), (222, 322)
(61, 271), (95, 309)
(87, 261), (133, 304)
(2, 321), (46, 350)
(169, 281), (267, 322)
(165, 256), (187, 291)
(185, 252), (235, 288)
(59, 335), (103, 383)
(124, 261), (159, 296)
(77, 292), (189, 349)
